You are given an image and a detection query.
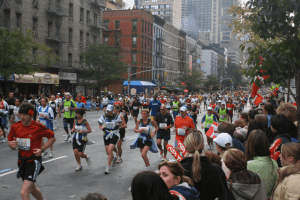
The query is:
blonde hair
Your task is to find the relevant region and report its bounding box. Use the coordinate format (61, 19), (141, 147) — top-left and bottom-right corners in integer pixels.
(281, 143), (300, 163)
(223, 149), (247, 172)
(158, 161), (194, 187)
(276, 103), (297, 122)
(141, 109), (150, 114)
(184, 130), (204, 182)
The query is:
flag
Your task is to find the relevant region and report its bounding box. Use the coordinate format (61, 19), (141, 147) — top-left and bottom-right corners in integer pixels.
(254, 94), (263, 106)
(206, 125), (217, 139)
(251, 77), (261, 98)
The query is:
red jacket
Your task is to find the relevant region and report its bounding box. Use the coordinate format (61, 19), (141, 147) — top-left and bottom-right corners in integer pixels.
(76, 96), (86, 104)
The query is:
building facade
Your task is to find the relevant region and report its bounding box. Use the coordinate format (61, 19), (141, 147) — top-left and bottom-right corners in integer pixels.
(227, 47), (240, 66)
(102, 9), (154, 95)
(0, 0), (105, 97)
(138, 0), (182, 29)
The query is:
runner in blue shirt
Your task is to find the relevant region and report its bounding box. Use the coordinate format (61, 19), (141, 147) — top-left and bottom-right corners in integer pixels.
(76, 98), (86, 109)
(149, 95), (161, 120)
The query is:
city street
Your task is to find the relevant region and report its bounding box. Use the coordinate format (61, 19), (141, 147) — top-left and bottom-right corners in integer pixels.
(0, 103), (250, 200)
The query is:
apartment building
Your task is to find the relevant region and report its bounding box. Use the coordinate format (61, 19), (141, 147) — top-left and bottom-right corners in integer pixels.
(0, 0), (105, 97)
(137, 0), (182, 29)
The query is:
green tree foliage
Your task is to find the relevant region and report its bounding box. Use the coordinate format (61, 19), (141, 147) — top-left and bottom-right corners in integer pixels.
(0, 29), (54, 78)
(229, 0), (300, 139)
(226, 61), (243, 88)
(179, 68), (203, 93)
(79, 43), (128, 88)
(204, 75), (218, 91)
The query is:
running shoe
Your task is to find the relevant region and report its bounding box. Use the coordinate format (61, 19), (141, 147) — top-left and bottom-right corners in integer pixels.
(116, 156), (122, 163)
(111, 157), (117, 167)
(163, 156), (167, 160)
(86, 156), (92, 166)
(75, 165), (83, 171)
(49, 151), (54, 158)
(65, 134), (71, 141)
(146, 166), (152, 171)
(2, 138), (7, 143)
(42, 152), (48, 157)
(159, 151), (163, 159)
(105, 166), (110, 174)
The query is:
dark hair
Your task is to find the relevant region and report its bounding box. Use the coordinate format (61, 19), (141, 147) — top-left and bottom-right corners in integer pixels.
(245, 129), (270, 161)
(264, 103), (274, 115)
(233, 132), (245, 144)
(223, 149), (247, 172)
(76, 108), (86, 116)
(20, 103), (35, 110)
(205, 151), (222, 167)
(0, 94), (3, 98)
(218, 121), (234, 136)
(270, 114), (290, 133)
(246, 119), (268, 141)
(131, 171), (174, 200)
(240, 112), (249, 123)
(41, 97), (48, 103)
(248, 109), (259, 120)
(254, 114), (268, 131)
(81, 192), (107, 200)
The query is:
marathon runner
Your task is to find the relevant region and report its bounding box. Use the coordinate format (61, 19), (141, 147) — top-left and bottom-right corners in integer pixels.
(49, 95), (59, 130)
(70, 108), (92, 171)
(201, 106), (218, 150)
(95, 97), (101, 114)
(98, 105), (126, 174)
(11, 98), (21, 125)
(102, 95), (109, 113)
(218, 102), (229, 122)
(7, 102), (56, 200)
(0, 94), (9, 143)
(155, 105), (174, 160)
(61, 93), (78, 141)
(37, 97), (54, 158)
(130, 97), (142, 124)
(149, 95), (161, 121)
(226, 98), (236, 123)
(172, 97), (179, 119)
(6, 91), (16, 129)
(28, 95), (38, 121)
(131, 109), (158, 171)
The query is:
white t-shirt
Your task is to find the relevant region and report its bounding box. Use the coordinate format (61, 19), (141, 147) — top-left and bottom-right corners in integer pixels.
(102, 97), (109, 105)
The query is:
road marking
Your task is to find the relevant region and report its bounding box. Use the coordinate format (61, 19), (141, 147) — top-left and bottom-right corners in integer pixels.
(0, 156), (67, 178)
(124, 134), (139, 140)
(0, 169), (11, 174)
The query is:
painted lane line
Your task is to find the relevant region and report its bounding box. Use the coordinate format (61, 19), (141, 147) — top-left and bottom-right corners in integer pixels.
(0, 156), (67, 178)
(0, 169), (11, 174)
(124, 134), (139, 140)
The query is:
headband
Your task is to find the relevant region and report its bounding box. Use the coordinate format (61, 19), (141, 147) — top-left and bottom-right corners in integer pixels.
(19, 109), (34, 116)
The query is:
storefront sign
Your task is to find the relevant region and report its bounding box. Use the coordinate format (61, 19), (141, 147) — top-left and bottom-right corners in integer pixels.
(15, 74), (35, 83)
(0, 74), (14, 81)
(44, 74), (51, 83)
(78, 78), (97, 84)
(34, 73), (59, 84)
(58, 72), (77, 81)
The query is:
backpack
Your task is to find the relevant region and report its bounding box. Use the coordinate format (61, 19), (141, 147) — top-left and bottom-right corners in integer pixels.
(275, 133), (300, 143)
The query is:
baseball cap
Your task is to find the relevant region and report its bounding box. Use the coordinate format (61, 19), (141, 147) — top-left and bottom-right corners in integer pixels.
(217, 100), (222, 103)
(65, 92), (70, 96)
(180, 106), (187, 112)
(213, 133), (233, 148)
(221, 102), (226, 105)
(207, 107), (212, 110)
(107, 105), (113, 111)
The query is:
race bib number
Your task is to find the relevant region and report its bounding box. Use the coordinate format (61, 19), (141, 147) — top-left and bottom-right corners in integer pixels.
(139, 127), (149, 132)
(106, 122), (115, 129)
(121, 112), (126, 116)
(220, 116), (225, 120)
(227, 108), (232, 111)
(177, 128), (186, 136)
(75, 125), (83, 132)
(206, 124), (211, 128)
(17, 138), (31, 151)
(65, 107), (70, 112)
(159, 123), (167, 129)
(9, 105), (14, 109)
(173, 103), (177, 107)
(133, 106), (138, 110)
(50, 104), (56, 108)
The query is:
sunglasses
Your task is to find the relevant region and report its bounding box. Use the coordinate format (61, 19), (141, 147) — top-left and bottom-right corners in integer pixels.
(160, 109), (166, 110)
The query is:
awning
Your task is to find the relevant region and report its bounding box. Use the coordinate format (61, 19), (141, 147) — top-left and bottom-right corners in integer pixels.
(15, 74), (35, 83)
(123, 81), (157, 86)
(0, 74), (14, 81)
(34, 73), (59, 84)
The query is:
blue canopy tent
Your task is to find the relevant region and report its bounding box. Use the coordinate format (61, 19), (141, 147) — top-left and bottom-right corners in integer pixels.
(123, 81), (157, 95)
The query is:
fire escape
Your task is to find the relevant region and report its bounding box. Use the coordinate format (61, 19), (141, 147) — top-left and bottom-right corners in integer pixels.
(89, 0), (106, 33)
(46, 0), (68, 71)
(0, 0), (9, 29)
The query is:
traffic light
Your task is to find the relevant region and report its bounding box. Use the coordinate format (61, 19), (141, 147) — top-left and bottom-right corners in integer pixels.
(164, 71), (167, 77)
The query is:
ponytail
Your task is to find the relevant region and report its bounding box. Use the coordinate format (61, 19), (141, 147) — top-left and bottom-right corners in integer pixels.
(192, 150), (201, 182)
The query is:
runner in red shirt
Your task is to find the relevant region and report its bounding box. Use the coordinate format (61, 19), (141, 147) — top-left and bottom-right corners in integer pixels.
(226, 98), (236, 124)
(160, 98), (166, 105)
(7, 103), (56, 200)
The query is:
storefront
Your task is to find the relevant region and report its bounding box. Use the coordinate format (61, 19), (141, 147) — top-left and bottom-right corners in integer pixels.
(58, 72), (77, 96)
(76, 78), (98, 98)
(0, 74), (15, 96)
(14, 73), (59, 97)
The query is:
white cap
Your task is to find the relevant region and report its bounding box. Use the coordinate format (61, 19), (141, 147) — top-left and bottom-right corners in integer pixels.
(65, 92), (70, 96)
(217, 100), (222, 103)
(207, 106), (212, 110)
(213, 133), (233, 148)
(107, 105), (114, 111)
(180, 106), (187, 112)
(221, 102), (226, 105)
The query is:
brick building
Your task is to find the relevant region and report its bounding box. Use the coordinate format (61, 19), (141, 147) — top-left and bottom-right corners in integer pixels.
(102, 9), (154, 95)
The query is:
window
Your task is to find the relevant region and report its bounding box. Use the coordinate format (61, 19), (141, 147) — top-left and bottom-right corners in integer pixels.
(115, 21), (119, 29)
(104, 21), (109, 29)
(132, 20), (137, 31)
(80, 31), (83, 46)
(142, 36), (144, 48)
(142, 20), (144, 32)
(33, 18), (38, 35)
(94, 35), (97, 44)
(79, 56), (83, 66)
(69, 28), (72, 43)
(86, 10), (90, 23)
(16, 13), (22, 30)
(148, 23), (150, 34)
(104, 36), (108, 44)
(80, 8), (84, 22)
(142, 52), (143, 63)
(69, 3), (73, 18)
(115, 37), (119, 46)
(68, 53), (72, 68)
(32, 0), (38, 7)
(132, 37), (137, 46)
(132, 53), (136, 63)
(86, 33), (89, 46)
(94, 13), (97, 26)
(32, 48), (36, 62)
(47, 22), (52, 38)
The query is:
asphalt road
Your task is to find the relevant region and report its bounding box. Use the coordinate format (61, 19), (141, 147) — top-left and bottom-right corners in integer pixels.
(0, 103), (250, 200)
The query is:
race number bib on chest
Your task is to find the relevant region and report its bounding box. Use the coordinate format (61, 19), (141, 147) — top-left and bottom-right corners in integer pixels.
(17, 138), (31, 151)
(9, 105), (14, 109)
(139, 127), (149, 132)
(106, 122), (115, 129)
(75, 125), (83, 132)
(40, 120), (46, 126)
(159, 123), (167, 129)
(133, 106), (138, 110)
(65, 107), (70, 112)
(177, 128), (186, 136)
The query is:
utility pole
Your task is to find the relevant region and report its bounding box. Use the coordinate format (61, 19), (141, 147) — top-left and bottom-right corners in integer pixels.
(127, 66), (131, 95)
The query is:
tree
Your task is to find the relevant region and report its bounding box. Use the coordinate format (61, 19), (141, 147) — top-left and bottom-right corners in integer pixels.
(79, 43), (128, 93)
(0, 29), (55, 96)
(179, 68), (203, 93)
(229, 0), (300, 140)
(204, 75), (218, 91)
(226, 61), (243, 88)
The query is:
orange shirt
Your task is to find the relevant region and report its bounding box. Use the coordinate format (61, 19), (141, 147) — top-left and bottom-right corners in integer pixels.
(226, 103), (235, 114)
(174, 115), (195, 142)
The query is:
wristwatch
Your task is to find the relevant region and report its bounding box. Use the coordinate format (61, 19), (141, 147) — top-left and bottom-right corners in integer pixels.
(41, 148), (45, 153)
